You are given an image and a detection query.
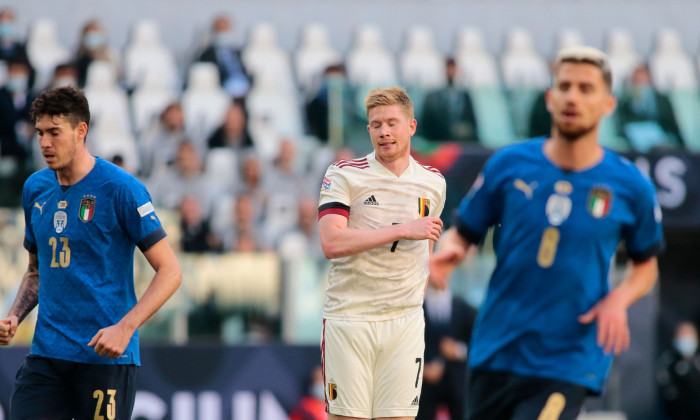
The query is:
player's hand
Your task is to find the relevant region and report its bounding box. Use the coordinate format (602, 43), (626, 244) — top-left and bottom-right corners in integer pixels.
(0, 316), (18, 346)
(423, 360), (445, 384)
(88, 323), (134, 359)
(403, 217), (443, 242)
(429, 246), (466, 290)
(578, 291), (630, 356)
(440, 337), (468, 361)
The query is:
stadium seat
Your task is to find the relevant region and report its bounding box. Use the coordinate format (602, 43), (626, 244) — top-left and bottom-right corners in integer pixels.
(470, 86), (517, 148)
(454, 27), (500, 87)
(598, 112), (631, 152)
(83, 61), (132, 137)
(577, 412), (627, 420)
(668, 88), (700, 152)
(130, 71), (176, 135)
(501, 28), (550, 90)
(606, 28), (642, 92)
(203, 148), (239, 193)
(294, 23), (341, 95)
(346, 25), (398, 86)
(556, 28), (585, 52)
(181, 62), (230, 145)
(246, 71), (304, 156)
(90, 113), (141, 173)
(242, 22), (296, 93)
(399, 25), (446, 89)
(649, 28), (698, 92)
(123, 19), (179, 92)
(507, 87), (543, 140)
(280, 256), (327, 343)
(26, 18), (71, 90)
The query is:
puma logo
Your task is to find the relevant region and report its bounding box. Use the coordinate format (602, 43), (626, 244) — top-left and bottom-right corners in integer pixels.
(514, 179), (537, 199)
(34, 201), (46, 214)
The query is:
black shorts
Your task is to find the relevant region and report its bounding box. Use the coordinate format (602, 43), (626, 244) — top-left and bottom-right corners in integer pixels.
(10, 354), (138, 420)
(466, 370), (588, 420)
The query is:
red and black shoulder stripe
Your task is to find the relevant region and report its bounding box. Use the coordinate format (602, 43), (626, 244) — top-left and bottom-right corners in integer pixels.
(418, 164), (444, 179)
(333, 157), (369, 169)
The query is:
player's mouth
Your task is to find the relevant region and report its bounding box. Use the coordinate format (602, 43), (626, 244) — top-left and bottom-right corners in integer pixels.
(378, 141), (396, 148)
(42, 152), (56, 162)
(561, 109), (579, 122)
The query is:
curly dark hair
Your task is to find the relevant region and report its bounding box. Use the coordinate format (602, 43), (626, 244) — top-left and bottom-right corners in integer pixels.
(29, 86), (91, 129)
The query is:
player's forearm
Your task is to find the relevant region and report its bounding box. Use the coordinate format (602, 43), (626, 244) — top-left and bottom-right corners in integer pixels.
(8, 253), (40, 323)
(610, 257), (658, 308)
(321, 223), (408, 259)
(118, 264), (181, 334)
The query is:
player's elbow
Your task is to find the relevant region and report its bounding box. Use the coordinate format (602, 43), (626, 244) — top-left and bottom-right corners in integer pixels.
(320, 238), (344, 260)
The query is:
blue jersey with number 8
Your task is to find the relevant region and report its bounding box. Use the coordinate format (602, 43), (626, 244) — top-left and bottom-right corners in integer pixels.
(455, 139), (664, 392)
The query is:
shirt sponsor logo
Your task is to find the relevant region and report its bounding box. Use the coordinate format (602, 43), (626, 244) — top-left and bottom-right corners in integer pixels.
(514, 179), (538, 199)
(138, 201), (155, 217)
(34, 201), (46, 214)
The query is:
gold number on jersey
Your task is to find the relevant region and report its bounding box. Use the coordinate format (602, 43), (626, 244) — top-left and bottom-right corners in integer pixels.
(49, 237), (71, 268)
(93, 389), (117, 420)
(536, 227), (560, 268)
(536, 392), (566, 420)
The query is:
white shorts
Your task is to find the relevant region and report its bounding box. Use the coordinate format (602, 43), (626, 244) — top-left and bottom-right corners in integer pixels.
(321, 309), (425, 418)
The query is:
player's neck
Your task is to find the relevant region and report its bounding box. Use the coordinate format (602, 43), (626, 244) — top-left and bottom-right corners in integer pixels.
(544, 132), (604, 171)
(56, 149), (96, 186)
(375, 153), (410, 177)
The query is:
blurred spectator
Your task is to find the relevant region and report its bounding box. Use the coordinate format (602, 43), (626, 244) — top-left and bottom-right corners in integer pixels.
(617, 64), (683, 152)
(196, 14), (250, 99)
(139, 102), (187, 177)
(224, 193), (267, 252)
(305, 64), (356, 144)
(289, 365), (327, 420)
(207, 99), (254, 151)
(657, 321), (700, 420)
(417, 285), (478, 420)
(178, 195), (223, 253)
(148, 140), (216, 214)
(262, 138), (305, 197)
(237, 153), (267, 215)
(110, 154), (126, 170)
(0, 8), (35, 87)
(420, 57), (478, 142)
(74, 19), (121, 88)
(0, 57), (35, 162)
(277, 196), (324, 261)
(50, 62), (78, 88)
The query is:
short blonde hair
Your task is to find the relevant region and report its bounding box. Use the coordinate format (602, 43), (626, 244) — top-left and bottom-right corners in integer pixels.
(553, 45), (612, 91)
(364, 86), (414, 119)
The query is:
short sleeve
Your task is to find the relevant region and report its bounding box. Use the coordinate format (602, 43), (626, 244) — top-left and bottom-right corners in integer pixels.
(454, 153), (504, 244)
(117, 178), (166, 252)
(318, 164), (352, 220)
(623, 175), (665, 261)
(432, 178), (447, 220)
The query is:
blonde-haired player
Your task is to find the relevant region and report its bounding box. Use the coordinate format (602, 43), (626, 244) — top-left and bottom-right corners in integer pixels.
(318, 86), (446, 420)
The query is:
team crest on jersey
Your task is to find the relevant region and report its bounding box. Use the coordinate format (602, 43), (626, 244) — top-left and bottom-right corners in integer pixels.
(418, 198), (430, 217)
(587, 187), (613, 219)
(54, 210), (67, 233)
(321, 177), (332, 191)
(79, 196), (96, 222)
(327, 380), (338, 401)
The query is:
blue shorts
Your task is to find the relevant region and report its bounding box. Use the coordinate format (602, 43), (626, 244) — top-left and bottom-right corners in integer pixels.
(10, 354), (138, 420)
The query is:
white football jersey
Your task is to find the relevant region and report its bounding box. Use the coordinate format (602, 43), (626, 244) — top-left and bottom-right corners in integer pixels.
(318, 152), (446, 320)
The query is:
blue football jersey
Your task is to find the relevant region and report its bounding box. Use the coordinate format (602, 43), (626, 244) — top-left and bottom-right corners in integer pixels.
(22, 158), (166, 365)
(455, 139), (664, 392)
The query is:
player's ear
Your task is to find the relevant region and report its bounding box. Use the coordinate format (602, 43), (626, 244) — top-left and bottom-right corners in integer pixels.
(409, 118), (417, 136)
(76, 121), (88, 143)
(602, 93), (617, 117)
(544, 88), (553, 113)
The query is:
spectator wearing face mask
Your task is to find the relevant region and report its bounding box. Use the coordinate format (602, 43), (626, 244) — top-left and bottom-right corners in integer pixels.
(289, 365), (327, 420)
(50, 63), (78, 88)
(195, 14), (251, 99)
(74, 19), (121, 88)
(0, 8), (35, 87)
(656, 321), (700, 420)
(0, 57), (35, 162)
(617, 64), (683, 152)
